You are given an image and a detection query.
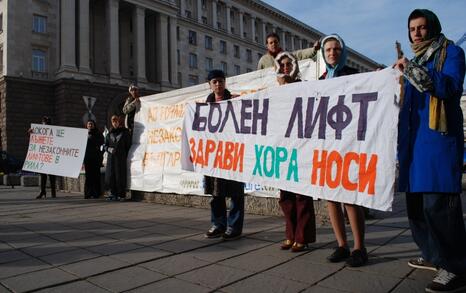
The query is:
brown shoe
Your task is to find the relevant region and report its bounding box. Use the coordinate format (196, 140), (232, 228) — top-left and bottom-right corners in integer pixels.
(291, 242), (307, 252)
(280, 239), (293, 250)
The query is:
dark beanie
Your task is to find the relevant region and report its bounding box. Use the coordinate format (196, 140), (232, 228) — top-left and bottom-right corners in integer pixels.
(207, 69), (226, 81)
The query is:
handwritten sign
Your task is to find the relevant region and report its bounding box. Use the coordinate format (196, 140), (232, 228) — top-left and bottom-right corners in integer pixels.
(181, 68), (401, 211)
(23, 124), (88, 178)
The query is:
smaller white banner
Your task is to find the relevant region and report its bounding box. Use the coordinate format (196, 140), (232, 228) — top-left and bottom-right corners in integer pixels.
(22, 124), (88, 178)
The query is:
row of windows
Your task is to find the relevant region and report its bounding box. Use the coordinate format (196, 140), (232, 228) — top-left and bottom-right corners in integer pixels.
(0, 14), (46, 34)
(186, 52), (252, 73)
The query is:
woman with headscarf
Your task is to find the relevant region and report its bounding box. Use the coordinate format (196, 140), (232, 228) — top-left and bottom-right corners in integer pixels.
(319, 34), (368, 267)
(84, 120), (104, 199)
(394, 9), (466, 292)
(274, 52), (316, 252)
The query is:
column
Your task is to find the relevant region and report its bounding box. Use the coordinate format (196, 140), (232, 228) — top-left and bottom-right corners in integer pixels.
(157, 14), (170, 85)
(169, 17), (178, 85)
(239, 10), (244, 38)
(262, 21), (266, 44)
(291, 35), (295, 51)
(180, 0), (185, 16)
(60, 0), (77, 72)
(212, 0), (218, 29)
(79, 0), (91, 73)
(250, 15), (256, 42)
(197, 0), (202, 23)
(108, 0), (120, 78)
(226, 5), (231, 34)
(134, 6), (147, 83)
(281, 30), (286, 49)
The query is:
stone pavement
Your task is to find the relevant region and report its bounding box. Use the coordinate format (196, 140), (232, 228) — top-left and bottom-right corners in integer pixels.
(0, 187), (465, 293)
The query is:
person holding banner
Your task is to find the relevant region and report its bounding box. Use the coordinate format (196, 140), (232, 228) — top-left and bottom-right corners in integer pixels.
(103, 115), (131, 201)
(274, 52), (316, 252)
(122, 84), (140, 134)
(257, 32), (320, 70)
(203, 69), (245, 241)
(84, 120), (104, 199)
(34, 116), (56, 199)
(394, 9), (466, 292)
(319, 34), (368, 267)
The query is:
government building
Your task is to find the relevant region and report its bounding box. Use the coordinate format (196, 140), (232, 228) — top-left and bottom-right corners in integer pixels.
(0, 0), (382, 160)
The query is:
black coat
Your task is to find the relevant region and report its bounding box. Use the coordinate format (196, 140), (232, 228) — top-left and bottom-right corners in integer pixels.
(204, 89), (244, 197)
(84, 129), (104, 166)
(104, 127), (131, 195)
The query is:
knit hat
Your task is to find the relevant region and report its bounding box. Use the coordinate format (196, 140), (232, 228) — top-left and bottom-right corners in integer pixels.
(207, 69), (225, 81)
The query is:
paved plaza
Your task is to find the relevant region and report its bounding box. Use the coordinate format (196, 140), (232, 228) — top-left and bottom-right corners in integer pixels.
(1, 186), (465, 292)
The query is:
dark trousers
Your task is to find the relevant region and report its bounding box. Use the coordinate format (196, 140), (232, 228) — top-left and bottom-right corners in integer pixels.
(84, 164), (101, 198)
(279, 190), (316, 244)
(210, 192), (244, 234)
(406, 192), (466, 274)
(40, 174), (56, 197)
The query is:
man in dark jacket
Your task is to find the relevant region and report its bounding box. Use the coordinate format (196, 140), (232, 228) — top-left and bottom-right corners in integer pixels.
(394, 9), (466, 293)
(203, 69), (245, 241)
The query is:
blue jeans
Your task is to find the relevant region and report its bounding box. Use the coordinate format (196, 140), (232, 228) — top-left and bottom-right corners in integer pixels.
(210, 192), (244, 234)
(406, 192), (466, 274)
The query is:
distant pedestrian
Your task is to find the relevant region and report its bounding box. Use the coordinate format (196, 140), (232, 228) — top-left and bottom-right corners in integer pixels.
(83, 120), (104, 199)
(103, 115), (131, 201)
(394, 9), (466, 292)
(203, 70), (245, 241)
(319, 34), (368, 267)
(34, 116), (56, 199)
(257, 32), (320, 70)
(275, 52), (316, 252)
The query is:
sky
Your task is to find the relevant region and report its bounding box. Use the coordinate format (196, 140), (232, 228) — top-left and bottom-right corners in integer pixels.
(262, 0), (466, 67)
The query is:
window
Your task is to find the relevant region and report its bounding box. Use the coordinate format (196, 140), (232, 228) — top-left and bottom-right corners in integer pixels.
(205, 36), (213, 50)
(205, 57), (213, 72)
(220, 61), (227, 73)
(177, 50), (180, 65)
(32, 49), (46, 72)
(246, 68), (253, 73)
(0, 13), (3, 33)
(33, 15), (47, 33)
(188, 74), (199, 86)
(234, 45), (240, 58)
(234, 65), (240, 75)
(176, 26), (180, 40)
(246, 49), (252, 63)
(188, 30), (197, 45)
(201, 0), (206, 8)
(189, 53), (198, 68)
(202, 16), (208, 25)
(219, 40), (226, 54)
(178, 72), (182, 87)
(185, 10), (192, 18)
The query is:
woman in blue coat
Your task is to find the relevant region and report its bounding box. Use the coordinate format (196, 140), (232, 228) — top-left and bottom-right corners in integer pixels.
(394, 9), (466, 292)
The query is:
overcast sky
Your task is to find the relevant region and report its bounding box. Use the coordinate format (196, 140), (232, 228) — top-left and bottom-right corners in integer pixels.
(262, 0), (466, 67)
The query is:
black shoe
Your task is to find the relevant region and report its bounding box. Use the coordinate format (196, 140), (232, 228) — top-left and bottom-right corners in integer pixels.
(408, 257), (437, 271)
(346, 248), (368, 267)
(205, 226), (225, 238)
(36, 192), (45, 199)
(425, 269), (466, 293)
(222, 227), (241, 241)
(327, 246), (350, 263)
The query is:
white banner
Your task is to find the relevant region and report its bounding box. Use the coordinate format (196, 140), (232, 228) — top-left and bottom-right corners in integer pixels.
(23, 124), (88, 178)
(129, 60), (318, 197)
(181, 68), (401, 211)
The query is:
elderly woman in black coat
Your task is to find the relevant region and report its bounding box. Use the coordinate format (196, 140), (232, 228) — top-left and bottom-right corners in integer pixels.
(84, 120), (104, 199)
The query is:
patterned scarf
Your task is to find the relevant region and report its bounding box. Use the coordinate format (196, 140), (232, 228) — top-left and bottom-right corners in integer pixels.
(405, 34), (451, 132)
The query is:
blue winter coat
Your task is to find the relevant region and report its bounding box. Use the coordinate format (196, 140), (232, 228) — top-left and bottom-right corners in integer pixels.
(398, 44), (465, 193)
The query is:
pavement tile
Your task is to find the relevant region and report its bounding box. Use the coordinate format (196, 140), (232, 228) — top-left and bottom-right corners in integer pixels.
(391, 277), (428, 293)
(60, 256), (129, 278)
(127, 277), (211, 293)
(370, 241), (419, 260)
(316, 268), (401, 293)
(20, 241), (76, 257)
(153, 238), (208, 253)
(89, 266), (166, 292)
(176, 264), (252, 289)
(189, 244), (247, 262)
(123, 232), (175, 246)
(39, 248), (100, 266)
(364, 225), (405, 246)
(221, 273), (309, 293)
(264, 258), (338, 284)
(0, 258), (51, 280)
(5, 234), (58, 249)
(219, 249), (292, 273)
(372, 215), (410, 229)
(301, 285), (349, 293)
(346, 257), (412, 279)
(47, 230), (97, 242)
(406, 269), (436, 282)
(65, 236), (118, 248)
(34, 280), (110, 293)
(0, 284), (10, 293)
(1, 268), (77, 292)
(140, 253), (211, 276)
(219, 237), (272, 252)
(0, 249), (31, 264)
(109, 247), (172, 264)
(87, 241), (145, 255)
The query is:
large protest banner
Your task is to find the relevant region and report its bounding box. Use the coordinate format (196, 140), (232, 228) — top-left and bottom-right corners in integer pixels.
(181, 68), (401, 211)
(128, 60), (319, 196)
(22, 124), (88, 178)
